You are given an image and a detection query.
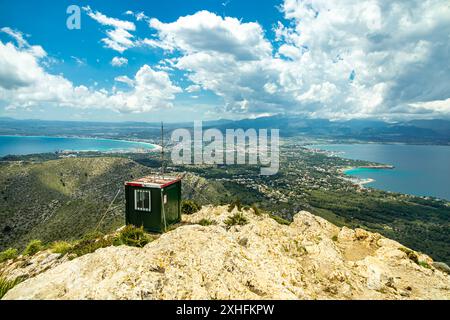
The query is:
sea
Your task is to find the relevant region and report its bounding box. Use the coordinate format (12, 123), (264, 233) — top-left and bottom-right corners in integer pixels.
(0, 135), (156, 156)
(308, 143), (450, 200)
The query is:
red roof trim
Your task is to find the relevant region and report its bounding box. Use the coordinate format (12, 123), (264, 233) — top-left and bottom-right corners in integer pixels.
(161, 179), (180, 189)
(126, 182), (144, 187)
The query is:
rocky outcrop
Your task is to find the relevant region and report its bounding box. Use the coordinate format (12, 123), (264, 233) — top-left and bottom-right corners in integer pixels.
(3, 206), (450, 300)
(1, 250), (68, 282)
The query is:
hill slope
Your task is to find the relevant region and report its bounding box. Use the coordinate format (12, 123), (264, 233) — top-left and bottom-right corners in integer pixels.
(3, 206), (449, 300)
(0, 158), (152, 250)
(0, 157), (233, 251)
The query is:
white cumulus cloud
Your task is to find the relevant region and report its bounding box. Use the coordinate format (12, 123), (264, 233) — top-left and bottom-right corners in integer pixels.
(143, 2), (450, 119)
(0, 29), (181, 113)
(83, 6), (136, 53)
(111, 56), (128, 67)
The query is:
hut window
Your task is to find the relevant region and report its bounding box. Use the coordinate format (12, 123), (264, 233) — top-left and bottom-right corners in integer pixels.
(135, 190), (151, 212)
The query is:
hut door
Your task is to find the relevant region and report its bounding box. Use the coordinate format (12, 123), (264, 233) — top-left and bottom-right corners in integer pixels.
(163, 185), (179, 224)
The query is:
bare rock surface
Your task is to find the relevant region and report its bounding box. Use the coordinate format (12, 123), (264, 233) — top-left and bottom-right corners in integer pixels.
(3, 206), (450, 300)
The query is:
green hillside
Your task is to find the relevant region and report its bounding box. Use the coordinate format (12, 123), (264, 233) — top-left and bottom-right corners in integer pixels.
(0, 158), (153, 250)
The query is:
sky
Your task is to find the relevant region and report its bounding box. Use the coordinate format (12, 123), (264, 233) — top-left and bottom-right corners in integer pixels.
(0, 0), (449, 122)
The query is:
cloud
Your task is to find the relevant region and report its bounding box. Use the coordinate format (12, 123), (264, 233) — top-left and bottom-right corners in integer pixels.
(3, 3), (449, 120)
(148, 10), (272, 60)
(83, 6), (136, 53)
(0, 29), (47, 89)
(111, 56), (128, 67)
(0, 27), (27, 48)
(274, 0), (450, 119)
(115, 75), (134, 86)
(186, 84), (201, 93)
(125, 10), (149, 22)
(144, 3), (450, 119)
(84, 6), (135, 30)
(0, 31), (181, 113)
(71, 56), (86, 66)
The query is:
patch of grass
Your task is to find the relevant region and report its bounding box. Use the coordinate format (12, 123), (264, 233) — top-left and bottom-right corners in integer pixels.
(228, 199), (242, 213)
(68, 237), (113, 258)
(181, 200), (201, 215)
(269, 214), (291, 226)
(23, 240), (43, 256)
(0, 274), (24, 299)
(224, 212), (248, 228)
(0, 248), (18, 263)
(418, 261), (431, 269)
(252, 204), (261, 216)
(332, 235), (338, 242)
(50, 241), (73, 255)
(197, 219), (216, 226)
(81, 231), (105, 241)
(113, 225), (150, 248)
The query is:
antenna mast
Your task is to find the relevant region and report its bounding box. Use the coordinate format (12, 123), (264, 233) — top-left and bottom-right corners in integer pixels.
(160, 121), (165, 176)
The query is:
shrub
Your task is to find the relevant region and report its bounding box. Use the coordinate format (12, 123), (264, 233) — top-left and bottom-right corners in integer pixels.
(228, 199), (242, 213)
(114, 225), (150, 248)
(0, 274), (23, 299)
(69, 237), (113, 258)
(269, 214), (291, 226)
(332, 235), (338, 242)
(181, 200), (201, 215)
(82, 231), (105, 241)
(252, 204), (261, 216)
(50, 241), (73, 255)
(0, 248), (18, 263)
(224, 212), (248, 228)
(197, 219), (216, 226)
(23, 240), (43, 256)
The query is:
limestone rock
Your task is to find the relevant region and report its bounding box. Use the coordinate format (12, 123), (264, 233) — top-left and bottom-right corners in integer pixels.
(3, 206), (450, 300)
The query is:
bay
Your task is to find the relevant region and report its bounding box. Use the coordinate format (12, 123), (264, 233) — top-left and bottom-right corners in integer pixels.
(0, 135), (156, 156)
(308, 143), (450, 200)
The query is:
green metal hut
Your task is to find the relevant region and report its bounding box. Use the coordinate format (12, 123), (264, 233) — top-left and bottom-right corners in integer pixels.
(125, 175), (182, 233)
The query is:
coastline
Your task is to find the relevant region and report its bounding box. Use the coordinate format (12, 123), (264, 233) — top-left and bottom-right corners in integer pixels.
(0, 135), (160, 157)
(0, 134), (157, 146)
(339, 165), (394, 188)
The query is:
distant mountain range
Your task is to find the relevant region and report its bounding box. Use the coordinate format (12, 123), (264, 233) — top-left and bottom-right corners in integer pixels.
(0, 116), (449, 144)
(203, 116), (450, 144)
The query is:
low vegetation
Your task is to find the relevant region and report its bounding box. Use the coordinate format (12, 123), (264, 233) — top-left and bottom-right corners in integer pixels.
(68, 236), (113, 259)
(224, 212), (249, 228)
(113, 225), (150, 248)
(0, 274), (23, 299)
(252, 204), (261, 216)
(50, 241), (73, 255)
(0, 248), (18, 263)
(269, 214), (291, 226)
(196, 219), (216, 226)
(228, 199), (242, 213)
(23, 240), (43, 256)
(181, 200), (201, 215)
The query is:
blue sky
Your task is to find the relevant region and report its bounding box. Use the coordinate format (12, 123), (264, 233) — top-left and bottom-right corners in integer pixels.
(0, 0), (449, 122)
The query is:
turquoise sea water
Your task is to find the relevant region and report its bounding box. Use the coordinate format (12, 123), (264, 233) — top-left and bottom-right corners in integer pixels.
(0, 135), (156, 156)
(308, 144), (450, 200)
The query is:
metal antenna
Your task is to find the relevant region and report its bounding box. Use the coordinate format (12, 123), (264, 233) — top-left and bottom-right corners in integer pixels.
(160, 121), (165, 176)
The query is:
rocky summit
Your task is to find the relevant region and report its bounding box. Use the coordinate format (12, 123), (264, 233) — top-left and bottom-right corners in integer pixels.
(3, 206), (450, 300)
